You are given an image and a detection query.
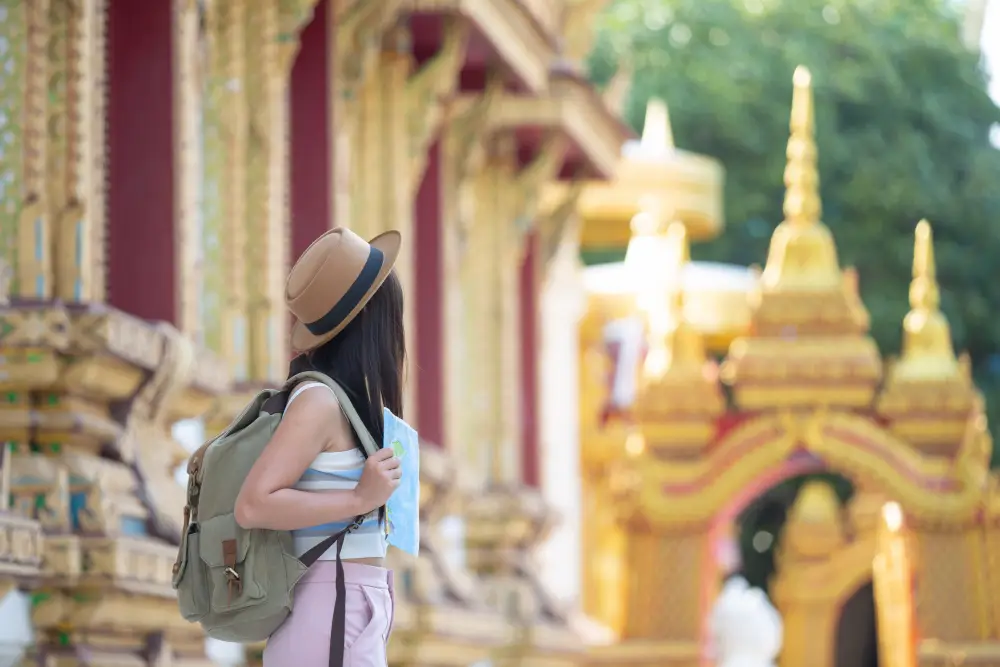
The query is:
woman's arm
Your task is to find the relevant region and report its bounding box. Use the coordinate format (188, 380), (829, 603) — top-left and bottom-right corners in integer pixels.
(234, 388), (367, 530)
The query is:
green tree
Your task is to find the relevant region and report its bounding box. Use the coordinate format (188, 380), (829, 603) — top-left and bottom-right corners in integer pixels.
(589, 0), (1000, 462)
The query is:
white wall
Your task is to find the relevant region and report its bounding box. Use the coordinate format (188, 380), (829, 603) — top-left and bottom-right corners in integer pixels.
(0, 589), (32, 667)
(536, 229), (587, 604)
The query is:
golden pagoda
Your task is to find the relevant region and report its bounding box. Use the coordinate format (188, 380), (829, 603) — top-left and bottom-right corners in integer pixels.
(721, 66), (882, 410)
(577, 66), (1000, 667)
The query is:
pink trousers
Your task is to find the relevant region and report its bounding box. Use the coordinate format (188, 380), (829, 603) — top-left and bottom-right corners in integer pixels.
(263, 562), (395, 667)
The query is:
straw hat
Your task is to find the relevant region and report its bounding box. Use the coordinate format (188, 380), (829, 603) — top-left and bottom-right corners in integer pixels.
(286, 227), (401, 353)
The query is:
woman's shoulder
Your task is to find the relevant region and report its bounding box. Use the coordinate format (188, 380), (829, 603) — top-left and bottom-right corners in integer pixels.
(282, 381), (356, 452)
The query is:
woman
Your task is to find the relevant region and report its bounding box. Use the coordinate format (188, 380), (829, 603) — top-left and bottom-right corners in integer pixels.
(234, 227), (405, 667)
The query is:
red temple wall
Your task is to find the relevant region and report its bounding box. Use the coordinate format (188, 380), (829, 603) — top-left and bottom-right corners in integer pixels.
(107, 0), (176, 322)
(290, 0), (332, 261)
(520, 231), (541, 486)
(414, 143), (444, 445)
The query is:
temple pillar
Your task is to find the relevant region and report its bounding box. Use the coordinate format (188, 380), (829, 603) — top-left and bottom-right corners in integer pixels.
(441, 93), (494, 480)
(200, 0), (249, 378)
(244, 0), (289, 382)
(344, 29), (416, 416)
(537, 226), (587, 606)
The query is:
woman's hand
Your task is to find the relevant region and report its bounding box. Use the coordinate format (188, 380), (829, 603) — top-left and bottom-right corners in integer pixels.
(352, 448), (401, 514)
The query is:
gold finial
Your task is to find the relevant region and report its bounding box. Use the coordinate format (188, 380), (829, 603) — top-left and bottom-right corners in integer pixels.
(910, 219), (939, 310)
(890, 219), (958, 381)
(758, 67), (842, 293)
(783, 66), (820, 227)
(641, 99), (675, 153)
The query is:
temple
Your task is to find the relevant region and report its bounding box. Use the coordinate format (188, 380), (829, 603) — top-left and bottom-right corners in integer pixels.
(0, 2), (996, 667)
(576, 65), (1000, 667)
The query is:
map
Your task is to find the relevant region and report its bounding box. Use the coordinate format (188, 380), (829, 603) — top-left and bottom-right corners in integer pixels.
(383, 407), (420, 556)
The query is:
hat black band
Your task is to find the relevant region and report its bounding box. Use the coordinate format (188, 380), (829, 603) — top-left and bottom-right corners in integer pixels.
(304, 245), (385, 337)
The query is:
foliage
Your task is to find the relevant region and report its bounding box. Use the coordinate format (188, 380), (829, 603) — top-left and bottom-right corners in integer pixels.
(589, 0), (1000, 462)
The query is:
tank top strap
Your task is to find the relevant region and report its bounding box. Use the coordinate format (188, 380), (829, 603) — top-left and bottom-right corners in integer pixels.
(286, 381), (334, 407)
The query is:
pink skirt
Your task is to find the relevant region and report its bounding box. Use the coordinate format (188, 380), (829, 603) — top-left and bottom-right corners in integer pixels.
(263, 562), (395, 667)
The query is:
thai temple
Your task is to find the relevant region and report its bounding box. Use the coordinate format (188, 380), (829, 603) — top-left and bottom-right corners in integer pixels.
(0, 2), (998, 667)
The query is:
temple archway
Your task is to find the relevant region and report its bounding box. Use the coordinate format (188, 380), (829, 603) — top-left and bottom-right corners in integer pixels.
(700, 446), (886, 667)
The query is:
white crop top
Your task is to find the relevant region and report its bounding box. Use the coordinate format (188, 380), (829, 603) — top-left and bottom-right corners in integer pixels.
(287, 382), (387, 561)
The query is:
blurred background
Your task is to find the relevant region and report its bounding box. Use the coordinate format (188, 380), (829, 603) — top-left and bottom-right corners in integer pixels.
(0, 1), (996, 667)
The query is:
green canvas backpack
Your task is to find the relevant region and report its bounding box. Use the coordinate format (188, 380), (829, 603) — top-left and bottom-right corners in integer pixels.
(171, 371), (379, 665)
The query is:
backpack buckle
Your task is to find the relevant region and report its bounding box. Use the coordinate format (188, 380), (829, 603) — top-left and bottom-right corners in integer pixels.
(225, 566), (243, 606)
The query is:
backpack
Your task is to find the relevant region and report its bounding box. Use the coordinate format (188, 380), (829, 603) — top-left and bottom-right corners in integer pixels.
(171, 371), (379, 666)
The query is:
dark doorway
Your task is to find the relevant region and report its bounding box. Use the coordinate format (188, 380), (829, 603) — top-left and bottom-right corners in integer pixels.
(835, 582), (880, 667)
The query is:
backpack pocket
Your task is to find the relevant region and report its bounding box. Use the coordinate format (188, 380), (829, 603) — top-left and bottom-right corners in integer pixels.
(175, 525), (211, 622)
(199, 513), (269, 612)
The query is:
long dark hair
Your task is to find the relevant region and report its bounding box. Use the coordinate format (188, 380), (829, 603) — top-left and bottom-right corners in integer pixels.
(288, 270), (406, 455)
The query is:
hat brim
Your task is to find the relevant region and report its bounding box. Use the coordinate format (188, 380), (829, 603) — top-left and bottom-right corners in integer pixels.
(289, 230), (402, 354)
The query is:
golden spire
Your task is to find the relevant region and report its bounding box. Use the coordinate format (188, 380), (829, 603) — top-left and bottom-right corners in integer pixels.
(892, 219), (958, 381)
(760, 66), (840, 291)
(783, 66), (821, 227)
(910, 219), (939, 310)
(641, 98), (675, 153)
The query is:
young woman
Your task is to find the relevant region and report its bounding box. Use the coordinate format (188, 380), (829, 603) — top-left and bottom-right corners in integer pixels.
(234, 227), (405, 667)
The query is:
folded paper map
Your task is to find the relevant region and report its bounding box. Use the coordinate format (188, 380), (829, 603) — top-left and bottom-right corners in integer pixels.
(383, 407), (420, 556)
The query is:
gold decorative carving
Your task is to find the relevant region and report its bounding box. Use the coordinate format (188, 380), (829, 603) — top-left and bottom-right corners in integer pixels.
(537, 178), (584, 268)
(335, 0), (404, 105)
(406, 18), (469, 189)
(448, 74), (503, 194)
(513, 133), (570, 231)
(15, 1), (52, 300)
(276, 0), (320, 72)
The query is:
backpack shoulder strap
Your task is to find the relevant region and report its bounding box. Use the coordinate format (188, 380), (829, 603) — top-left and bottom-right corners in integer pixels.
(282, 371), (380, 457)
